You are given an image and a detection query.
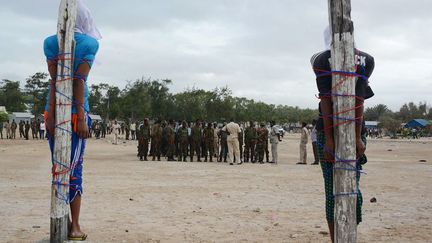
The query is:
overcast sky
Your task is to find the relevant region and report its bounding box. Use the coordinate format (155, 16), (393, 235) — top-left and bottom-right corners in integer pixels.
(1, 0), (431, 111)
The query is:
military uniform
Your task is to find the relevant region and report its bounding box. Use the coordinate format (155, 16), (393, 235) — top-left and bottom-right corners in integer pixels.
(166, 123), (176, 161)
(151, 123), (163, 161)
(256, 125), (269, 163)
(0, 121), (3, 139)
(11, 120), (17, 139)
(19, 121), (24, 138)
(190, 123), (202, 162)
(244, 124), (257, 162)
(178, 123), (189, 161)
(218, 128), (228, 162)
(138, 121), (151, 161)
(24, 121), (30, 140)
(238, 127), (244, 163)
(203, 125), (214, 162)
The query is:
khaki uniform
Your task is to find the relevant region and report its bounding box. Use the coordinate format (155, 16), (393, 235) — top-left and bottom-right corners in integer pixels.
(222, 122), (241, 164)
(270, 126), (279, 163)
(213, 127), (219, 157)
(299, 126), (309, 164)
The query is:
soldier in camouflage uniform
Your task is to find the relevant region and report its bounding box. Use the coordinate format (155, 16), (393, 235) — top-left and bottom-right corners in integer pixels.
(138, 118), (151, 161)
(166, 119), (176, 161)
(238, 125), (244, 163)
(244, 121), (257, 163)
(178, 121), (189, 162)
(190, 119), (202, 162)
(203, 122), (215, 162)
(218, 123), (228, 162)
(256, 122), (269, 164)
(151, 120), (163, 161)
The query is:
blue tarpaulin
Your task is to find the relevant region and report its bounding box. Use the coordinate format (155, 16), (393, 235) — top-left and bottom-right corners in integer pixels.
(404, 119), (430, 128)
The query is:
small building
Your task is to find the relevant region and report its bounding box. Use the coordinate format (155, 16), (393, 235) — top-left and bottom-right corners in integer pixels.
(88, 114), (102, 122)
(365, 121), (379, 129)
(8, 112), (35, 123)
(404, 119), (430, 129)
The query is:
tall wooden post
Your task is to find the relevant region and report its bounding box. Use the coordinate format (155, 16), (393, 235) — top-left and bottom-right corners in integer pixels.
(50, 0), (77, 242)
(328, 0), (357, 242)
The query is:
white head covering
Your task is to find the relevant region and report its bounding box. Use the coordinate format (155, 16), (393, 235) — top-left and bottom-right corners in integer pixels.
(75, 0), (102, 40)
(324, 25), (331, 50)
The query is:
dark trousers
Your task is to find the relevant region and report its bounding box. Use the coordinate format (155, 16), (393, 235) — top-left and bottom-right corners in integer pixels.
(312, 141), (318, 163)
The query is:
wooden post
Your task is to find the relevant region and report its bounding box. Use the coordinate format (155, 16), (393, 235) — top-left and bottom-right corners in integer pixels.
(328, 0), (357, 242)
(50, 0), (77, 242)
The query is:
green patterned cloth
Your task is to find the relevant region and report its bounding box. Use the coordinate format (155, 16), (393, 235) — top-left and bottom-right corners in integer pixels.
(317, 131), (367, 224)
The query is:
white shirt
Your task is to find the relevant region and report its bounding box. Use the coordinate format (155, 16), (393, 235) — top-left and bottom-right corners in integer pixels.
(40, 122), (45, 131)
(130, 123), (136, 131)
(311, 127), (317, 142)
(222, 122), (241, 140)
(113, 124), (120, 134)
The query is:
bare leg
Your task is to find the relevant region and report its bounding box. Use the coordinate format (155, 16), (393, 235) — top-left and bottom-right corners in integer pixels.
(69, 62), (91, 238)
(69, 194), (85, 237)
(327, 221), (335, 243)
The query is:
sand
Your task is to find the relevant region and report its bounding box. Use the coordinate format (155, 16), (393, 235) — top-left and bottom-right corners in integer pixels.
(0, 134), (431, 242)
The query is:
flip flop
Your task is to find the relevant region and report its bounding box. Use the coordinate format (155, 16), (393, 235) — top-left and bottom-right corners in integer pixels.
(68, 234), (87, 241)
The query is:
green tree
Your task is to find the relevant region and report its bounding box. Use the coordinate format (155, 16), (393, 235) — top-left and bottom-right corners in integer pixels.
(24, 72), (49, 116)
(0, 79), (26, 112)
(0, 112), (8, 122)
(379, 115), (401, 138)
(364, 104), (392, 121)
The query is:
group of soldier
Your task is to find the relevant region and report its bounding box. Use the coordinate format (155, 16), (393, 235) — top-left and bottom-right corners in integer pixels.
(0, 119), (45, 140)
(130, 119), (280, 164)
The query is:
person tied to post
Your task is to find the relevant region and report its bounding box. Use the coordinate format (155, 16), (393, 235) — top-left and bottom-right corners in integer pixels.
(44, 0), (101, 241)
(311, 26), (375, 242)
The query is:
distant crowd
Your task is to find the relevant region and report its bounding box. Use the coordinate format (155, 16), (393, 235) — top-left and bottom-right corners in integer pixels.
(91, 119), (289, 165)
(0, 119), (46, 140)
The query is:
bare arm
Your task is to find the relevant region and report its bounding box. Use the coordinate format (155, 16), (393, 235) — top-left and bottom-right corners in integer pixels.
(355, 99), (365, 156)
(74, 63), (91, 138)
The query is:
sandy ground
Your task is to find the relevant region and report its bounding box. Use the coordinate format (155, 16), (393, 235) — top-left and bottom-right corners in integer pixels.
(0, 133), (431, 243)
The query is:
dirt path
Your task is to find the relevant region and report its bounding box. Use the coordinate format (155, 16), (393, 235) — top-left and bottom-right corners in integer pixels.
(0, 135), (431, 242)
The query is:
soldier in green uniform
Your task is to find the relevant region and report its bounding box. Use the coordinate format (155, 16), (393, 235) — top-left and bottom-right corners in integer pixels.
(24, 121), (31, 140)
(138, 118), (151, 161)
(151, 120), (163, 161)
(166, 119), (176, 161)
(178, 121), (189, 162)
(218, 123), (228, 162)
(190, 119), (202, 162)
(125, 120), (130, 140)
(238, 125), (244, 163)
(244, 121), (257, 163)
(256, 122), (269, 163)
(0, 121), (3, 139)
(203, 122), (215, 162)
(19, 121), (25, 138)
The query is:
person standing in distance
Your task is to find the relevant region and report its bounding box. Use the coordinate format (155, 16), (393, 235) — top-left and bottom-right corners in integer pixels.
(269, 121), (282, 164)
(222, 118), (242, 165)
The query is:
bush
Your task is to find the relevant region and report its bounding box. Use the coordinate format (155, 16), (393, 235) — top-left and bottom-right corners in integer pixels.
(0, 112), (8, 122)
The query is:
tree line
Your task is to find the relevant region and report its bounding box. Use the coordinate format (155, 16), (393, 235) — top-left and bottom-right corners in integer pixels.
(1, 72), (431, 125)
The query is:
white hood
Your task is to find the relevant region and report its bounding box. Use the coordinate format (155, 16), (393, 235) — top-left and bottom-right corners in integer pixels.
(74, 0), (102, 40)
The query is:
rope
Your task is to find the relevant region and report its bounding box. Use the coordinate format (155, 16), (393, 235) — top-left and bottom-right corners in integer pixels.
(50, 52), (89, 204)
